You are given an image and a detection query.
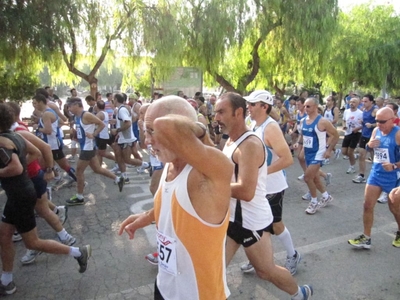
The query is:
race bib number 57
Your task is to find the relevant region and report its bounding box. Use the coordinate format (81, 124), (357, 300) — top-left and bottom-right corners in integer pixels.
(156, 230), (178, 275)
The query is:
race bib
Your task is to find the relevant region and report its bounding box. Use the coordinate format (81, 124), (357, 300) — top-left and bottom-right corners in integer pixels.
(156, 230), (177, 276)
(76, 126), (82, 139)
(374, 148), (389, 163)
(303, 136), (313, 148)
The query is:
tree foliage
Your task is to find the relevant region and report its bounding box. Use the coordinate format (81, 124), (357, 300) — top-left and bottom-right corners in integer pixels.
(0, 66), (39, 102)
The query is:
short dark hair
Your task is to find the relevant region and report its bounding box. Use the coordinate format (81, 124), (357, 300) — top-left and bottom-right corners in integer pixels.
(85, 95), (95, 102)
(97, 100), (105, 110)
(70, 88), (76, 94)
(67, 97), (83, 107)
(220, 92), (246, 119)
(387, 102), (399, 112)
(106, 92), (112, 98)
(114, 93), (125, 104)
(44, 86), (50, 90)
(36, 88), (49, 98)
(363, 94), (374, 102)
(296, 97), (306, 104)
(7, 101), (21, 118)
(0, 103), (15, 132)
(33, 93), (47, 104)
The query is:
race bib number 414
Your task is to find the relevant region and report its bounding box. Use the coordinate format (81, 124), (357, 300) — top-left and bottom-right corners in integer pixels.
(156, 230), (178, 276)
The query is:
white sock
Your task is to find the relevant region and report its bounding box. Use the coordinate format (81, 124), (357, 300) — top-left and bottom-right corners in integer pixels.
(291, 286), (303, 300)
(76, 194), (84, 199)
(57, 229), (69, 241)
(141, 161), (149, 167)
(277, 227), (296, 257)
(1, 272), (13, 286)
(311, 197), (318, 204)
(69, 247), (81, 258)
(322, 191), (329, 199)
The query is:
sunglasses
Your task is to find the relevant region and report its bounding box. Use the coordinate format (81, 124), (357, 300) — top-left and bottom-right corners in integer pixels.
(375, 118), (392, 124)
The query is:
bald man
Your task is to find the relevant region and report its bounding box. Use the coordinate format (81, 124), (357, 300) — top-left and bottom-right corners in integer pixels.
(349, 107), (400, 249)
(119, 96), (233, 300)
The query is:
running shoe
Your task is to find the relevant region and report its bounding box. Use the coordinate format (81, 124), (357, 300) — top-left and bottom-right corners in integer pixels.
(392, 231), (400, 248)
(145, 252), (159, 265)
(57, 206), (68, 225)
(352, 175), (366, 184)
(76, 245), (91, 273)
(354, 153), (359, 160)
(12, 232), (22, 242)
(20, 249), (42, 265)
(377, 192), (388, 204)
(110, 165), (120, 174)
(346, 166), (356, 174)
(116, 176), (125, 192)
(318, 195), (333, 208)
(285, 250), (301, 275)
(323, 158), (330, 165)
(240, 262), (255, 273)
(348, 234), (371, 249)
(294, 285), (313, 300)
(343, 155), (349, 160)
(46, 187), (52, 201)
(0, 281), (16, 295)
(124, 177), (130, 184)
(297, 174), (305, 181)
(305, 202), (319, 215)
(137, 162), (150, 174)
(59, 234), (76, 246)
(302, 191), (311, 201)
(66, 195), (85, 206)
(325, 173), (332, 186)
(334, 149), (341, 159)
(68, 156), (76, 163)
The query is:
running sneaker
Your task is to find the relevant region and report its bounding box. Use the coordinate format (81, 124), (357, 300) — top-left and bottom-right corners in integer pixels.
(145, 252), (159, 265)
(325, 173), (332, 186)
(377, 192), (388, 204)
(392, 231), (400, 248)
(334, 149), (341, 159)
(124, 177), (130, 184)
(302, 191), (311, 201)
(46, 187), (52, 201)
(285, 250), (301, 276)
(20, 249), (42, 265)
(137, 162), (150, 174)
(116, 176), (124, 192)
(346, 166), (356, 174)
(240, 262), (254, 273)
(57, 206), (68, 225)
(66, 195), (85, 206)
(348, 234), (371, 249)
(318, 195), (333, 208)
(68, 156), (76, 163)
(12, 232), (22, 242)
(0, 281), (16, 295)
(297, 174), (305, 181)
(76, 245), (91, 273)
(305, 202), (319, 214)
(60, 234), (76, 246)
(343, 155), (349, 160)
(323, 158), (330, 165)
(352, 175), (366, 183)
(293, 285), (313, 300)
(354, 153), (359, 160)
(110, 165), (120, 174)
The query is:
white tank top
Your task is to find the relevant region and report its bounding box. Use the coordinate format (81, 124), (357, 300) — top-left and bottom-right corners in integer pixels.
(154, 164), (230, 300)
(223, 131), (273, 231)
(252, 117), (288, 193)
(97, 111), (110, 139)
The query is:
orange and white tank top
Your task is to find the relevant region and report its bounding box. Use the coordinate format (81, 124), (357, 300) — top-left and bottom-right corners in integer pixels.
(154, 163), (230, 300)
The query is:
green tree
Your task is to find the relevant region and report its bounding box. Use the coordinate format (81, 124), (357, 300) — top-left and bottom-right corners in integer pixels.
(325, 4), (400, 97)
(0, 66), (39, 102)
(171, 0), (338, 94)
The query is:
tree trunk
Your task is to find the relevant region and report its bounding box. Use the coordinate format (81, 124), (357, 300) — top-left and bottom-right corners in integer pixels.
(88, 77), (98, 99)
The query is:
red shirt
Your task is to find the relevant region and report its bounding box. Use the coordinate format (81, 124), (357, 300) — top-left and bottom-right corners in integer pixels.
(14, 122), (41, 178)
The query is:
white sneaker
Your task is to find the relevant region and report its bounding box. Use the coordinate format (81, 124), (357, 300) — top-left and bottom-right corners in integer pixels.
(21, 249), (42, 265)
(378, 192), (388, 204)
(354, 153), (359, 160)
(59, 234), (76, 246)
(145, 252), (159, 265)
(346, 166), (356, 174)
(334, 149), (341, 160)
(352, 174), (366, 183)
(240, 262), (254, 273)
(57, 206), (68, 225)
(323, 158), (330, 165)
(343, 155), (349, 160)
(110, 165), (120, 174)
(137, 162), (150, 174)
(302, 191), (311, 201)
(12, 232), (22, 242)
(305, 202), (319, 215)
(318, 195), (333, 208)
(285, 251), (301, 275)
(297, 174), (305, 181)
